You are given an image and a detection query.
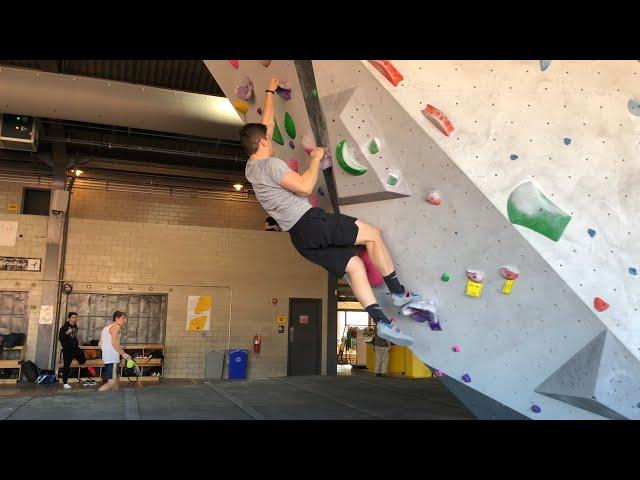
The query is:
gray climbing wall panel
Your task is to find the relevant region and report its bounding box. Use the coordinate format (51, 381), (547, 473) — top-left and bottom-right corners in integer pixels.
(312, 60), (640, 420)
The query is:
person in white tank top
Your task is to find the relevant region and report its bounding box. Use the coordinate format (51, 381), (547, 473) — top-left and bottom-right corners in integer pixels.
(97, 311), (131, 392)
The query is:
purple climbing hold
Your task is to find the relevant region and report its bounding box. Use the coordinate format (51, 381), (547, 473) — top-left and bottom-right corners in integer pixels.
(461, 374), (471, 383)
(276, 83), (292, 101)
(317, 186), (325, 197)
(564, 137), (572, 145)
(434, 370), (444, 377)
(629, 267), (637, 276)
(510, 154), (519, 161)
(289, 140), (295, 149)
(257, 107), (262, 115)
(588, 228), (596, 238)
(531, 404), (541, 413)
(235, 77), (254, 101)
(320, 151), (333, 170)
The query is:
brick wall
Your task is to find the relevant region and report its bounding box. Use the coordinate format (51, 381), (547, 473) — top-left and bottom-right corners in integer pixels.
(0, 182), (329, 378)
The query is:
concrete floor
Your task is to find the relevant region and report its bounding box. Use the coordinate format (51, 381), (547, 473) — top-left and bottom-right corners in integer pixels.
(0, 373), (475, 420)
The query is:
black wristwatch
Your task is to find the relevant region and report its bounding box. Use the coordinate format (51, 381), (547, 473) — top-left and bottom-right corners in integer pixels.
(265, 89), (276, 95)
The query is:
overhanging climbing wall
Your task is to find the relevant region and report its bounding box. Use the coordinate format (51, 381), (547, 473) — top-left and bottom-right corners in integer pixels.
(312, 60), (640, 420)
(203, 60), (332, 213)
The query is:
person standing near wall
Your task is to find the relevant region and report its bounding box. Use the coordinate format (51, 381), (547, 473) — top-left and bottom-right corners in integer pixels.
(97, 311), (131, 392)
(58, 312), (88, 389)
(372, 325), (391, 377)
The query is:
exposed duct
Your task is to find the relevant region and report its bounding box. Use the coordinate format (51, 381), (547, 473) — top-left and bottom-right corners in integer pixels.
(0, 66), (243, 140)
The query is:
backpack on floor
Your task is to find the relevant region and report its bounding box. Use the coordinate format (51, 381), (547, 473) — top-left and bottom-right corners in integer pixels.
(35, 372), (57, 385)
(22, 360), (39, 383)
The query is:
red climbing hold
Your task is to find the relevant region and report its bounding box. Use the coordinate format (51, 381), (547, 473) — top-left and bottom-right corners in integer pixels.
(594, 297), (609, 312)
(425, 191), (441, 206)
(422, 104), (455, 137)
(434, 370), (444, 377)
(308, 195), (319, 208)
(368, 60), (404, 87)
(228, 60), (240, 69)
(288, 159), (299, 173)
(357, 247), (384, 288)
(260, 60), (272, 67)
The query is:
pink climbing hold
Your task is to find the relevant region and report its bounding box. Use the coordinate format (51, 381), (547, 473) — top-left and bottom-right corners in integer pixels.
(425, 191), (441, 206)
(288, 159), (299, 173)
(434, 370), (444, 377)
(465, 269), (485, 283)
(422, 104), (455, 137)
(368, 60), (404, 87)
(260, 60), (272, 67)
(500, 265), (520, 280)
(452, 345), (461, 352)
(301, 133), (316, 155)
(356, 248), (384, 287)
(594, 297), (609, 312)
(228, 60), (240, 69)
(308, 195), (319, 208)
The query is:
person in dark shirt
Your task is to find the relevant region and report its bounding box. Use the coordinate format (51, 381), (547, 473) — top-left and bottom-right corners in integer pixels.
(264, 216), (281, 232)
(58, 312), (89, 389)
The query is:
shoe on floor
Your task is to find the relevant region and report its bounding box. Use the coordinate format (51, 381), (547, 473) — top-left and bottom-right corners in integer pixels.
(392, 289), (421, 307)
(376, 319), (414, 346)
(63, 383), (72, 389)
(89, 380), (97, 385)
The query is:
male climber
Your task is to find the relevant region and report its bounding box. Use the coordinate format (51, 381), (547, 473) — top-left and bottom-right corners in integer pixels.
(242, 77), (419, 346)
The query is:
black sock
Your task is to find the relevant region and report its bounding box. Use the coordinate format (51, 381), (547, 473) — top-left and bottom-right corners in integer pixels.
(365, 303), (390, 325)
(383, 271), (404, 295)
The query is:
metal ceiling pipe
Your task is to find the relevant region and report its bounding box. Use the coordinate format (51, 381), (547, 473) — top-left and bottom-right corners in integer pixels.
(0, 66), (243, 140)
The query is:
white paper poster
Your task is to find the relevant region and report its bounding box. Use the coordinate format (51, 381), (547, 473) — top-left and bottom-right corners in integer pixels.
(0, 221), (18, 247)
(38, 305), (54, 325)
(186, 295), (212, 331)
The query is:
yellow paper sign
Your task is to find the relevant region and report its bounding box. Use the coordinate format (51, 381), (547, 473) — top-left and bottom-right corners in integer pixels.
(466, 280), (483, 298)
(6, 203), (18, 212)
(502, 279), (515, 294)
(276, 315), (287, 324)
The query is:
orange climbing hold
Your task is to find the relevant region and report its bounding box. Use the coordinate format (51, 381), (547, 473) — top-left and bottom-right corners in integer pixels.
(594, 297), (609, 312)
(228, 60), (240, 69)
(368, 60), (404, 87)
(422, 104), (455, 137)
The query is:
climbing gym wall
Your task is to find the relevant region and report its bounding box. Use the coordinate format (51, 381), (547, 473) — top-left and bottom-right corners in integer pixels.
(202, 61), (331, 212)
(312, 60), (640, 420)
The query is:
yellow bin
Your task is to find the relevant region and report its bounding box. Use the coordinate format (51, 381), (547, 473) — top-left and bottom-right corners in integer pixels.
(366, 343), (431, 378)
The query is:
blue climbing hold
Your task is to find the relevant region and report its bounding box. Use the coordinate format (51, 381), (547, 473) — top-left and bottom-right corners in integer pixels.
(540, 60), (552, 72)
(531, 404), (541, 413)
(628, 99), (640, 117)
(510, 154), (519, 161)
(588, 228), (596, 238)
(630, 267), (637, 276)
(564, 137), (572, 145)
(461, 374), (471, 383)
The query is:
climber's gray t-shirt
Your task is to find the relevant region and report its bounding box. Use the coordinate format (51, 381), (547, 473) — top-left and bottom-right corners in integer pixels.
(245, 157), (311, 231)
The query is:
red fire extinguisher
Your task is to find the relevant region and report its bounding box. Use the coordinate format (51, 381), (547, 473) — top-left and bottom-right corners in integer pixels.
(253, 334), (262, 354)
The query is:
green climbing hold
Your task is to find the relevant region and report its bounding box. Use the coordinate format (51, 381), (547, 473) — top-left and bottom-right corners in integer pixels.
(507, 181), (571, 242)
(335, 140), (368, 176)
(320, 119), (326, 130)
(441, 273), (450, 282)
(311, 89), (318, 98)
(284, 112), (296, 139)
(368, 139), (380, 155)
(387, 173), (400, 186)
(272, 121), (284, 145)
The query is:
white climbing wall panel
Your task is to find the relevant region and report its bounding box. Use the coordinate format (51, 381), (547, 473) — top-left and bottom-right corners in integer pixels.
(203, 60), (331, 212)
(366, 60), (640, 359)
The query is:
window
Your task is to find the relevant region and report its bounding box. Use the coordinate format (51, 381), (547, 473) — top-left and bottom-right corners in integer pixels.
(22, 188), (50, 216)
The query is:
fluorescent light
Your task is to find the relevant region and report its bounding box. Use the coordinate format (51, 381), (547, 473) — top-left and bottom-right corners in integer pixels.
(233, 183), (243, 191)
(74, 169), (83, 177)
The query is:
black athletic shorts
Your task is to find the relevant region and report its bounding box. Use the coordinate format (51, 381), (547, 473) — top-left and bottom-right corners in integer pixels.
(289, 207), (359, 277)
(102, 363), (118, 381)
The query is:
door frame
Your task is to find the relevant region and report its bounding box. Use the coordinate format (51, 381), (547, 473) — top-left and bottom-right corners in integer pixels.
(287, 297), (323, 376)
